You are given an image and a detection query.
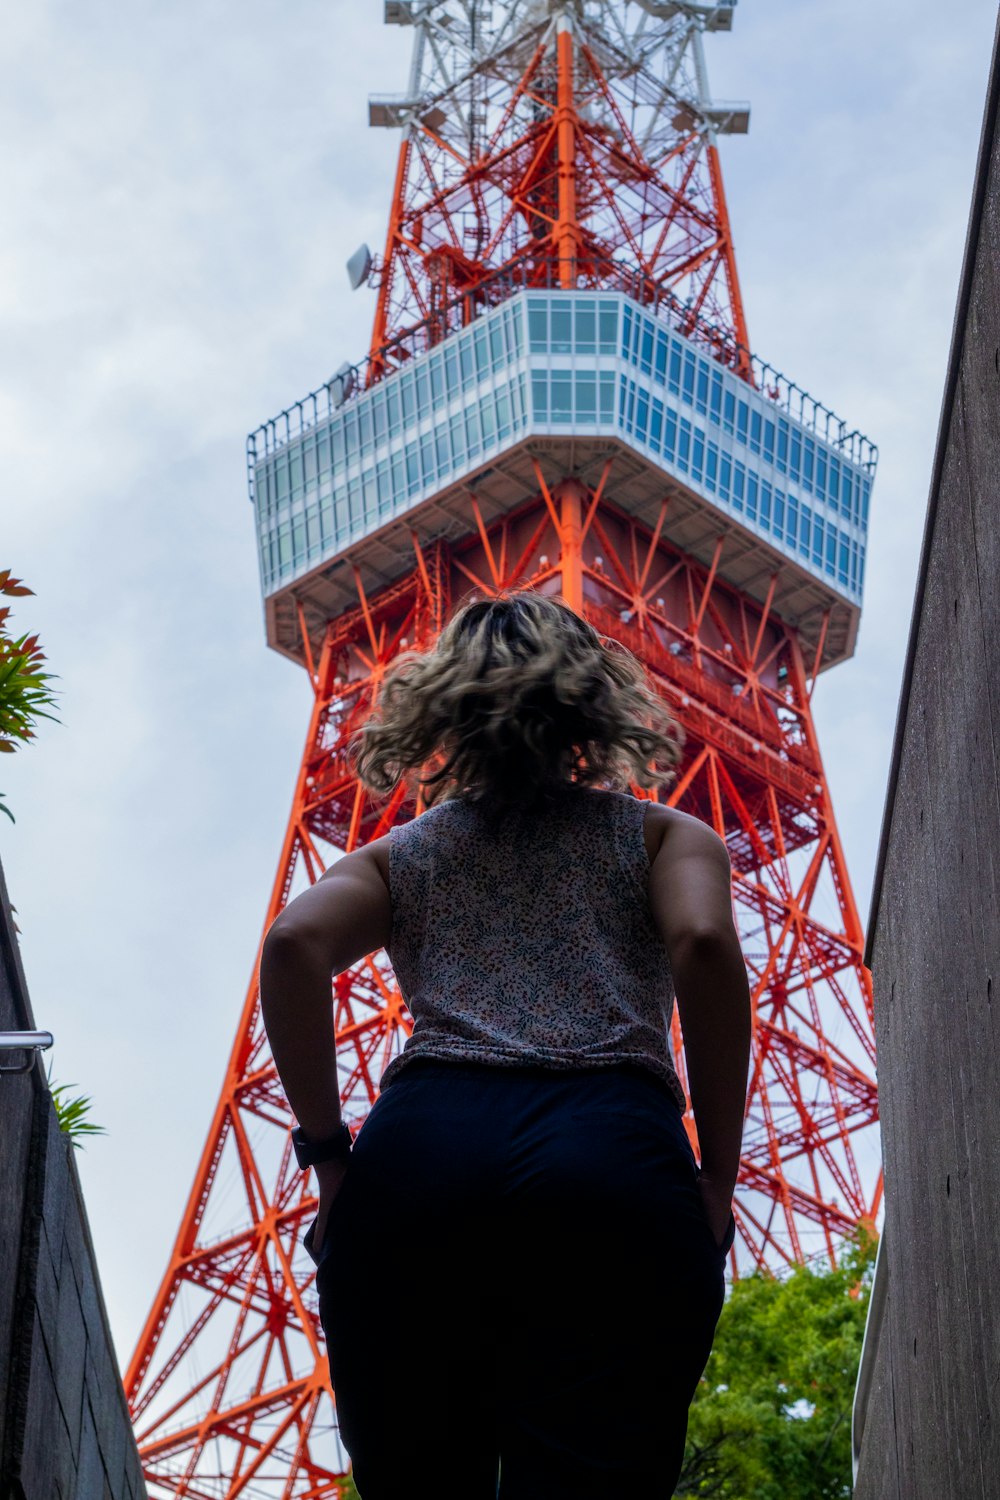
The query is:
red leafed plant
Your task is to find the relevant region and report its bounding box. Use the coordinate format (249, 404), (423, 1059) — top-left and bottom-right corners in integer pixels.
(0, 570), (59, 822)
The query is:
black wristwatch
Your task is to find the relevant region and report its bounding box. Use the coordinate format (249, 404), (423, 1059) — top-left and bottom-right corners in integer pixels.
(291, 1121), (353, 1170)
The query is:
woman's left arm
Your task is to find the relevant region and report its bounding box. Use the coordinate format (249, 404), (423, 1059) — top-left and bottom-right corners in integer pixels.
(259, 841), (392, 1140)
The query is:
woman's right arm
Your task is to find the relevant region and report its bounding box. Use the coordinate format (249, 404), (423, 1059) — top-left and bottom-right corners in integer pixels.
(647, 807), (752, 1215)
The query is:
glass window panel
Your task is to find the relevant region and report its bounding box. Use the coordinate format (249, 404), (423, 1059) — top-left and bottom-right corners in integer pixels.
(650, 397), (663, 452)
(749, 411), (761, 456)
(528, 302), (547, 351)
(552, 304), (572, 353)
(736, 402), (749, 444)
(669, 344), (682, 395)
(490, 323), (505, 366)
(678, 417), (691, 471)
(760, 480), (771, 527)
(576, 374), (597, 422)
(706, 444), (718, 490)
(481, 394), (497, 442)
(695, 364), (708, 415)
(682, 352), (696, 404)
(623, 380), (637, 432)
(532, 372), (548, 419)
(599, 303), (618, 353)
(290, 451), (304, 491)
(450, 412), (464, 464)
(575, 300), (596, 353)
(664, 409), (677, 460)
(746, 472), (758, 521)
(640, 323), (654, 375)
(599, 372), (616, 421)
(732, 464), (745, 511)
(774, 492), (785, 539)
(304, 443), (317, 484)
(720, 452), (731, 500)
(692, 428), (704, 480)
(723, 389), (735, 433)
(636, 389), (650, 440)
(497, 388), (512, 434)
(763, 420), (775, 464)
(788, 496), (799, 543)
(710, 371), (723, 423)
(654, 331), (668, 383)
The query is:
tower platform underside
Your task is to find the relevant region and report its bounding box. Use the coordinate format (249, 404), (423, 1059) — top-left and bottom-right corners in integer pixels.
(249, 291), (874, 671)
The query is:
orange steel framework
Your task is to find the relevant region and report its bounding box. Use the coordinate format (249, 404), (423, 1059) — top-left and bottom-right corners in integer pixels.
(126, 5), (881, 1496)
(367, 5), (750, 377)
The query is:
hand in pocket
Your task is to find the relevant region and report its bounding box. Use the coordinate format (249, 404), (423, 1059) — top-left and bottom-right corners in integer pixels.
(696, 1169), (734, 1252)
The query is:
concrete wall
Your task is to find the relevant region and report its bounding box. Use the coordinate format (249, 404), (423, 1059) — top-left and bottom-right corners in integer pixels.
(853, 7), (1000, 1495)
(0, 858), (147, 1500)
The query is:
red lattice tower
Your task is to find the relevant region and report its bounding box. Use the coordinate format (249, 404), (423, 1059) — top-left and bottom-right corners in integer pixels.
(126, 4), (881, 1494)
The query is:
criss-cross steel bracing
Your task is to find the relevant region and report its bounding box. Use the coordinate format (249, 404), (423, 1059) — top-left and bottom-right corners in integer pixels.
(127, 4), (880, 1494)
(368, 0), (751, 377)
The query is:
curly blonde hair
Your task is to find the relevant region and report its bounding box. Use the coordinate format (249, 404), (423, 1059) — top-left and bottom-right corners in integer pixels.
(347, 588), (685, 827)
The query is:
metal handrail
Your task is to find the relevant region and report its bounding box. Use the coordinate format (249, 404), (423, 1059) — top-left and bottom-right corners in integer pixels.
(0, 1029), (54, 1075)
(851, 1224), (889, 1483)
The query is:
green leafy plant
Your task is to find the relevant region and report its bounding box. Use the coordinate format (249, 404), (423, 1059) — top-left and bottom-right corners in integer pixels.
(47, 1065), (107, 1149)
(0, 568), (60, 822)
(676, 1225), (877, 1498)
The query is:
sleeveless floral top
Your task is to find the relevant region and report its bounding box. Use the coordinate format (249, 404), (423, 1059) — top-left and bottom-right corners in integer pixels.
(381, 785), (686, 1110)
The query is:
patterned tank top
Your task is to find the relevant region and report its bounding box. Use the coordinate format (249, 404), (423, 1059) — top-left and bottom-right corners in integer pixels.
(381, 785), (686, 1110)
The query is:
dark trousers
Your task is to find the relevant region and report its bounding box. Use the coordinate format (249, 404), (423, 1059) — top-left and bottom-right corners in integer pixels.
(310, 1060), (733, 1499)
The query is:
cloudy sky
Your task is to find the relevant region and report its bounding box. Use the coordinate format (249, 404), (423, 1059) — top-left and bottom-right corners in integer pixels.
(2, 0), (997, 1373)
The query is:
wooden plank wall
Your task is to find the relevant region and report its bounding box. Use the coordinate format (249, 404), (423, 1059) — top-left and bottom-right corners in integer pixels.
(854, 7), (1000, 1494)
(0, 858), (148, 1499)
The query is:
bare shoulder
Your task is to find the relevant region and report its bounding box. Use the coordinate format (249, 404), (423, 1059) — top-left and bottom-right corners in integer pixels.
(643, 801), (730, 867)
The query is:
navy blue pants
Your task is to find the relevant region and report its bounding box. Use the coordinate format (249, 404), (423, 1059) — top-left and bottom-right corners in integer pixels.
(309, 1060), (734, 1499)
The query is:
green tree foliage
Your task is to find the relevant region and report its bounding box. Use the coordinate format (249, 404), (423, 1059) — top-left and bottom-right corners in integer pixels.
(48, 1073), (108, 1150)
(676, 1226), (878, 1499)
(0, 569), (59, 822)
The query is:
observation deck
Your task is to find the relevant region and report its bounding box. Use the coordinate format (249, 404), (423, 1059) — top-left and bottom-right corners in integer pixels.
(248, 291), (876, 671)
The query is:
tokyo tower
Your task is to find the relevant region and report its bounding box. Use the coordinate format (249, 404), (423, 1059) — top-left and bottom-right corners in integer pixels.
(126, 2), (881, 1494)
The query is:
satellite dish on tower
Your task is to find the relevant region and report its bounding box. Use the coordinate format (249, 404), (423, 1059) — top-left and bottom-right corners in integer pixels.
(346, 243), (373, 290)
(329, 362), (356, 408)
